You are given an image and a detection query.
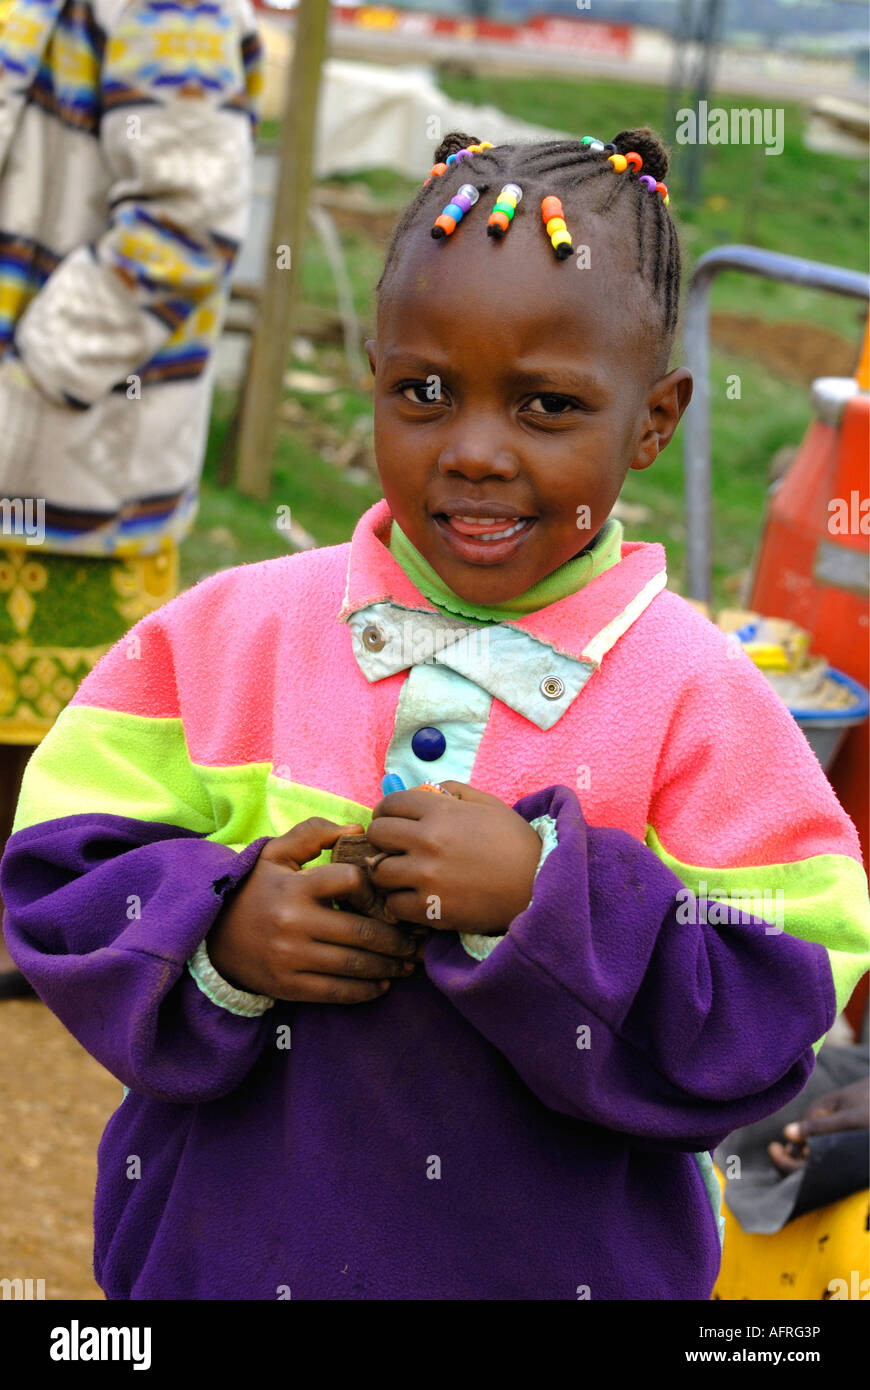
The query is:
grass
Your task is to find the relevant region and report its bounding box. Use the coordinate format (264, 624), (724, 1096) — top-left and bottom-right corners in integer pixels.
(188, 72), (867, 610)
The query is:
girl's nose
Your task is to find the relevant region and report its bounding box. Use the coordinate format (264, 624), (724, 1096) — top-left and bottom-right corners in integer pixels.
(437, 437), (519, 482)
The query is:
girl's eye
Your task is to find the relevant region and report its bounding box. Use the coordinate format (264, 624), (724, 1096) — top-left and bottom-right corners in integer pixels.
(399, 380), (445, 405)
(526, 394), (576, 415)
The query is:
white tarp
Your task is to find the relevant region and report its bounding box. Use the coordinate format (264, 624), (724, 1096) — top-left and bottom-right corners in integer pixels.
(259, 18), (571, 176)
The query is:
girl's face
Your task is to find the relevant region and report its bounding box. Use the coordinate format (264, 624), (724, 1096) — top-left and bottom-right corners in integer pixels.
(366, 205), (692, 605)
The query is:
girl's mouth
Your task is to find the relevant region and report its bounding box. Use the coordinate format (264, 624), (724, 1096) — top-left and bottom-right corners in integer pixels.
(433, 513), (537, 565)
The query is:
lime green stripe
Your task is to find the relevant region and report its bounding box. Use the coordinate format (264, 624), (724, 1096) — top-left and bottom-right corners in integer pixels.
(646, 824), (870, 1048)
(12, 704), (373, 861)
(13, 705), (215, 837)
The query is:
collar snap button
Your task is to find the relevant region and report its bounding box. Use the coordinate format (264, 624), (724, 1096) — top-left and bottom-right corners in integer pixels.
(541, 675), (565, 700)
(362, 623), (386, 652)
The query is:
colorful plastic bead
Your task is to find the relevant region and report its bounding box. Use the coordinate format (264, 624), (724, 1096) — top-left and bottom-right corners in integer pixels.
(487, 184), (523, 238)
(452, 183), (479, 215)
(423, 161), (448, 186)
(624, 152), (643, 171)
(432, 213), (457, 238)
(487, 210), (510, 236)
(431, 183), (480, 237)
(638, 174), (657, 192)
(541, 195), (573, 260)
(655, 181), (670, 205)
(588, 140), (605, 152)
(608, 153), (628, 173)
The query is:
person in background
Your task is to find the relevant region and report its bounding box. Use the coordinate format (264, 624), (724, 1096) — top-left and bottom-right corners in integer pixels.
(0, 0), (262, 993)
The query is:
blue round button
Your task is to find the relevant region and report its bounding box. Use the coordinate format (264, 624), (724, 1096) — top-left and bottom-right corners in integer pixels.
(411, 726), (446, 761)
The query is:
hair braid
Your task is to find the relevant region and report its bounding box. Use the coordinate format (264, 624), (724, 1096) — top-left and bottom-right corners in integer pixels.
(376, 125), (682, 352)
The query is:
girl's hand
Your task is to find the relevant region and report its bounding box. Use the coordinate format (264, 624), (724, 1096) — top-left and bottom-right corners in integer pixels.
(207, 818), (425, 1004)
(366, 782), (542, 935)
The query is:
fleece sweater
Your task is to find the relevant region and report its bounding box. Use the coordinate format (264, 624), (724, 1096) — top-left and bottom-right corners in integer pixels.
(1, 498), (868, 1301)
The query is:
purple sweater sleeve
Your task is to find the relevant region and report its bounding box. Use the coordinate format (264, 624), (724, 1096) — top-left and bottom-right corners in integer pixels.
(0, 814), (273, 1103)
(424, 785), (836, 1152)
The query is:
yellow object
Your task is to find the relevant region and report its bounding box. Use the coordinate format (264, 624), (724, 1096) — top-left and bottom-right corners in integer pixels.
(0, 539), (178, 746)
(712, 1164), (870, 1300)
(743, 642), (792, 671)
(608, 154), (628, 172)
(546, 216), (567, 235)
(856, 315), (869, 390)
(551, 230), (571, 248)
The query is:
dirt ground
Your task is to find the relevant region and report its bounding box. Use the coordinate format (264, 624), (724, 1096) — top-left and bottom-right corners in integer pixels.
(0, 997), (117, 1299)
(710, 312), (860, 385)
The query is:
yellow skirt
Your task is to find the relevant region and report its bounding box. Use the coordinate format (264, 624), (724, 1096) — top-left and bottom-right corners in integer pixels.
(0, 540), (178, 745)
(712, 1164), (870, 1300)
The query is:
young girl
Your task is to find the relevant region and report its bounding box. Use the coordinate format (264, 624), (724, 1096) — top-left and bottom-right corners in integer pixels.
(1, 128), (867, 1301)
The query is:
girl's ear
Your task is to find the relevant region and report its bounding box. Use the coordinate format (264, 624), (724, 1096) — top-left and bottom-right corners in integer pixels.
(365, 339), (377, 376)
(630, 367), (693, 471)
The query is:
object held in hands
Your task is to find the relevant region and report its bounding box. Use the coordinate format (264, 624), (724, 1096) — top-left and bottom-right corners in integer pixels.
(329, 833), (399, 924)
(330, 780), (454, 922)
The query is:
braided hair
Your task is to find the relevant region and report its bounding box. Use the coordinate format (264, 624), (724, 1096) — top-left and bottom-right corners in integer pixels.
(377, 126), (681, 365)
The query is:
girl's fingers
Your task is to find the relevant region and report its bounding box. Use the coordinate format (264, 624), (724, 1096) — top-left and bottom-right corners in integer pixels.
(308, 903), (420, 959)
(286, 973), (393, 1005)
(268, 818), (365, 868)
(303, 941), (417, 980)
(367, 851), (422, 891)
(297, 861), (375, 905)
(375, 890), (433, 927)
(438, 781), (506, 809)
(370, 788), (458, 821)
(324, 865), (381, 917)
(366, 816), (425, 855)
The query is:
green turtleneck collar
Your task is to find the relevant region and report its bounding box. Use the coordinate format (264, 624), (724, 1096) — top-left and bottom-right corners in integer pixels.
(387, 515), (625, 625)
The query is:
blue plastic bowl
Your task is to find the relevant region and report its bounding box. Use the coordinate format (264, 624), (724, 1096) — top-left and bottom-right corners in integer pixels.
(788, 667), (869, 771)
